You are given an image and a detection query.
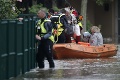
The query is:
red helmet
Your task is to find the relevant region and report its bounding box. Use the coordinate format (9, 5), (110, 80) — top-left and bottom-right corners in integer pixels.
(72, 10), (78, 17)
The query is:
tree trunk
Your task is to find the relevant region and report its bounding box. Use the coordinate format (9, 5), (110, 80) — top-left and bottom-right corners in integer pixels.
(81, 0), (88, 32)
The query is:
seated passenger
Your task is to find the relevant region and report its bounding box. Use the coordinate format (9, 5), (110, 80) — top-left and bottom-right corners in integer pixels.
(89, 26), (103, 46)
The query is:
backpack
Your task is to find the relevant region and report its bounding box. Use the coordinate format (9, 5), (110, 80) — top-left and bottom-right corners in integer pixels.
(50, 13), (74, 35)
(50, 13), (64, 24)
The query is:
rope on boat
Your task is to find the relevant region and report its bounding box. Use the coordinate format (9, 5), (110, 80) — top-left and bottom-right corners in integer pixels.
(53, 29), (59, 44)
(93, 48), (97, 52)
(54, 34), (58, 44)
(66, 43), (72, 48)
(78, 45), (85, 51)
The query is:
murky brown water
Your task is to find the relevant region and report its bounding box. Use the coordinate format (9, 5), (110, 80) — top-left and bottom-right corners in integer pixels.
(10, 46), (120, 80)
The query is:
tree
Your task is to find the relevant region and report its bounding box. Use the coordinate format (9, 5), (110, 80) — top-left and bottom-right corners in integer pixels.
(81, 0), (88, 32)
(0, 0), (20, 19)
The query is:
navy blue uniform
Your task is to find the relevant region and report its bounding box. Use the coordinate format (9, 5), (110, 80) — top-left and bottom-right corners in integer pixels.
(36, 18), (55, 68)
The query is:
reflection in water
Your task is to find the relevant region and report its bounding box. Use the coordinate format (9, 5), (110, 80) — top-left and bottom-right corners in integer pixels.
(10, 50), (120, 80)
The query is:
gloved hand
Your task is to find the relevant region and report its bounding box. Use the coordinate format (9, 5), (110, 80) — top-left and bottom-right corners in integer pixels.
(53, 29), (58, 34)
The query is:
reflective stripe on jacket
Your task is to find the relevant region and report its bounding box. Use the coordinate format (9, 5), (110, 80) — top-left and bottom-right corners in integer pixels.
(51, 14), (65, 36)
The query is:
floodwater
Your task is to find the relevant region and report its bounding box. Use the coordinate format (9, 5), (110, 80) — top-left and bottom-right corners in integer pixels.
(10, 46), (120, 80)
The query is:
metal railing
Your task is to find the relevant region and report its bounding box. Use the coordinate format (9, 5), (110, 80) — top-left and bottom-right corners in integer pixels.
(0, 14), (38, 80)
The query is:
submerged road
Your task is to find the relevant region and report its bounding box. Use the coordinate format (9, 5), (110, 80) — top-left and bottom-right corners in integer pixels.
(10, 46), (120, 80)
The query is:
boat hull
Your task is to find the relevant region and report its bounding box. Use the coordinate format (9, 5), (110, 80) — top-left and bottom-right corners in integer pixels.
(53, 43), (117, 59)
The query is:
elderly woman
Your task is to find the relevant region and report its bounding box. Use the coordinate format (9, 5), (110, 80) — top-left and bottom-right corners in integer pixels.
(89, 26), (103, 46)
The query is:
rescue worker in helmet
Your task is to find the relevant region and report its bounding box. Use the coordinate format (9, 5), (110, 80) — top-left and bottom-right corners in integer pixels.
(35, 9), (55, 69)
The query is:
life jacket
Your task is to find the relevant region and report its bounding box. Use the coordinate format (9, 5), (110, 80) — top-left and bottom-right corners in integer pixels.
(37, 19), (54, 42)
(78, 21), (83, 28)
(50, 13), (65, 36)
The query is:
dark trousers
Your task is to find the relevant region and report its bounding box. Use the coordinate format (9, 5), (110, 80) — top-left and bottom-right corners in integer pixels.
(36, 39), (55, 68)
(65, 34), (73, 43)
(75, 36), (81, 43)
(55, 31), (66, 43)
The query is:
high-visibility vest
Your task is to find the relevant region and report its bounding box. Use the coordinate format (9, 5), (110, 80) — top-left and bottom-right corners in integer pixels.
(37, 19), (54, 42)
(78, 21), (83, 28)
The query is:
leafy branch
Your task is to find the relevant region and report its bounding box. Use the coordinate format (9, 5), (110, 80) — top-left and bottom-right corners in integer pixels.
(96, 0), (113, 6)
(0, 0), (20, 19)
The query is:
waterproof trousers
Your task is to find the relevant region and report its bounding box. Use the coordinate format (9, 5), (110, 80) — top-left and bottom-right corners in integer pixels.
(36, 39), (55, 68)
(55, 31), (66, 43)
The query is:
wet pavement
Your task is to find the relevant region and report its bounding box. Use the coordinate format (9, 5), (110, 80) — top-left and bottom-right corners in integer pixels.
(10, 46), (120, 80)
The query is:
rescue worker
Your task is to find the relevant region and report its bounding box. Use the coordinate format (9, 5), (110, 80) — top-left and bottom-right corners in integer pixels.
(48, 8), (55, 19)
(77, 15), (83, 31)
(35, 9), (55, 69)
(47, 8), (58, 31)
(64, 7), (77, 43)
(50, 8), (69, 43)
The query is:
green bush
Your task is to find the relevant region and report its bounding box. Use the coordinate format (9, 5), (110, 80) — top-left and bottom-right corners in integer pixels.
(86, 20), (93, 32)
(0, 0), (20, 19)
(52, 6), (60, 12)
(29, 4), (48, 14)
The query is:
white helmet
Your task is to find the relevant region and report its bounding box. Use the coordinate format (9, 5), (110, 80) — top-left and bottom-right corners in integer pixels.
(83, 32), (91, 37)
(82, 32), (91, 42)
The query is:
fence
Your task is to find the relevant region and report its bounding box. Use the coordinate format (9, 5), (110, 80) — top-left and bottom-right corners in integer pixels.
(0, 14), (38, 80)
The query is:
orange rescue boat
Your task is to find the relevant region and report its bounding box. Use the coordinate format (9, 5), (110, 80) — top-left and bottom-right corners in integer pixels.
(53, 42), (118, 59)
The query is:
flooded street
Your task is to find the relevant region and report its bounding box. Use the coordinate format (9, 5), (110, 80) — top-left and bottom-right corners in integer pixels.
(10, 46), (120, 80)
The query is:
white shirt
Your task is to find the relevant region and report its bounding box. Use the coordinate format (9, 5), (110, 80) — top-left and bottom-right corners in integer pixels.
(73, 24), (81, 36)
